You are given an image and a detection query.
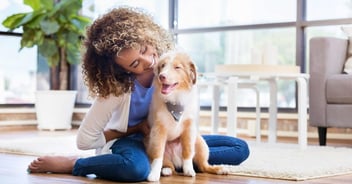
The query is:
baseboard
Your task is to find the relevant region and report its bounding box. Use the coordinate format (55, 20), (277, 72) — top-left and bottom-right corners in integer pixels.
(1, 108), (351, 140)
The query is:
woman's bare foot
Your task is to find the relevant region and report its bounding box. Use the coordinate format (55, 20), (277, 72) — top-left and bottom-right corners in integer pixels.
(28, 156), (78, 174)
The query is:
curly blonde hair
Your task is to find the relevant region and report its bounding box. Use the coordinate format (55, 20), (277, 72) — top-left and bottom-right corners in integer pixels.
(81, 7), (174, 98)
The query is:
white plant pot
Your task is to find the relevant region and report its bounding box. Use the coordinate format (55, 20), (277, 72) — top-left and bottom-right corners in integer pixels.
(35, 90), (77, 131)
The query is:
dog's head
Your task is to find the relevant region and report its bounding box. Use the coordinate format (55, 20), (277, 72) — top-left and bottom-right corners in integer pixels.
(154, 51), (197, 96)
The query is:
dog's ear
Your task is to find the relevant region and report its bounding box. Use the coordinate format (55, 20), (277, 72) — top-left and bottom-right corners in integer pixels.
(153, 64), (159, 76)
(154, 58), (163, 75)
(189, 62), (197, 84)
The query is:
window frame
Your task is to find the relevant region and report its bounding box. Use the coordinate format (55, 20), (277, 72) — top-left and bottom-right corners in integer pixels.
(169, 0), (352, 112)
(1, 0), (352, 112)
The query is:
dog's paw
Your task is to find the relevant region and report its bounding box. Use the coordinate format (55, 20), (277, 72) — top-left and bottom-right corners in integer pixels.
(147, 158), (162, 181)
(183, 168), (196, 177)
(183, 159), (196, 177)
(161, 167), (173, 176)
(147, 171), (161, 182)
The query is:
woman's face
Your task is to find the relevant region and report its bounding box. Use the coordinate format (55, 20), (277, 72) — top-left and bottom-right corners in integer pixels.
(115, 45), (157, 74)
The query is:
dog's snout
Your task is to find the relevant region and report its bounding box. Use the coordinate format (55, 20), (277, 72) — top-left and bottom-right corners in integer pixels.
(159, 73), (166, 81)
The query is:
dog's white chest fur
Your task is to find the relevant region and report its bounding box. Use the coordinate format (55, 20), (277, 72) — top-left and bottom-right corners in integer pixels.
(152, 90), (198, 141)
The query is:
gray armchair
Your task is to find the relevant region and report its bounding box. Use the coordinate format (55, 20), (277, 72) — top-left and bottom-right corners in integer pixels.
(309, 37), (352, 145)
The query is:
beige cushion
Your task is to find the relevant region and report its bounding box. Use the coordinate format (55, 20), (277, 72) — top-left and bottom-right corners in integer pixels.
(341, 27), (352, 74)
(345, 57), (352, 73)
(326, 74), (352, 104)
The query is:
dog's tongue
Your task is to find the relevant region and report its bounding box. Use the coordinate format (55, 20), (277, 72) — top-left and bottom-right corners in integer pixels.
(161, 84), (173, 94)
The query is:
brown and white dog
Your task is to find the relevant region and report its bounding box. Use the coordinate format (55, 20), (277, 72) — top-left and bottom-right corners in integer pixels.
(145, 51), (228, 181)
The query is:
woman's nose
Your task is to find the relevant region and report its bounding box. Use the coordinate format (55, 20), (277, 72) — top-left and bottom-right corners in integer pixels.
(142, 54), (156, 68)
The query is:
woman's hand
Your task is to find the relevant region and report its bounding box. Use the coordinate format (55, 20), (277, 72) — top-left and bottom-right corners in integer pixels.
(103, 129), (123, 142)
(137, 119), (150, 137)
(103, 119), (150, 142)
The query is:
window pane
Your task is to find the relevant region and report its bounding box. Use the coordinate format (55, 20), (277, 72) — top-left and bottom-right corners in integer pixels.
(178, 28), (296, 108)
(178, 0), (296, 29)
(178, 28), (296, 71)
(306, 0), (352, 20)
(83, 0), (168, 28)
(0, 36), (37, 104)
(76, 63), (92, 104)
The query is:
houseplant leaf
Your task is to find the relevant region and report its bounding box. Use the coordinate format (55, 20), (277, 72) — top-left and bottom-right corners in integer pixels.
(2, 13), (27, 30)
(38, 39), (57, 59)
(40, 19), (60, 35)
(66, 43), (81, 65)
(21, 27), (44, 49)
(2, 0), (91, 90)
(24, 0), (53, 11)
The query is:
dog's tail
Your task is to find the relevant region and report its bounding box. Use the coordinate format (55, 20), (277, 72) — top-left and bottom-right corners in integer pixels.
(197, 162), (229, 175)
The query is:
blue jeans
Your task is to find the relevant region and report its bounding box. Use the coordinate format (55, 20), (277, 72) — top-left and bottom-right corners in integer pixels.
(72, 134), (249, 182)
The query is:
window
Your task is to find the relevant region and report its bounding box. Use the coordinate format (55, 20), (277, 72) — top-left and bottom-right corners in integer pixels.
(306, 0), (352, 20)
(178, 0), (296, 28)
(178, 28), (296, 108)
(0, 0), (168, 105)
(0, 1), (40, 104)
(1, 0), (352, 112)
(176, 1), (297, 109)
(0, 36), (37, 104)
(82, 0), (168, 28)
(174, 0), (352, 110)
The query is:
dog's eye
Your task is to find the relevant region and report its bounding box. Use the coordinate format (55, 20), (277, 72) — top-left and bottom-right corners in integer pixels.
(175, 66), (182, 70)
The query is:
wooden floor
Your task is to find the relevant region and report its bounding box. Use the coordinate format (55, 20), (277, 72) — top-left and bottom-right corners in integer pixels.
(1, 125), (352, 184)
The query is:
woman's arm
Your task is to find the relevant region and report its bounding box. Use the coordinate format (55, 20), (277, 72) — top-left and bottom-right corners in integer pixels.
(77, 95), (128, 150)
(104, 119), (150, 142)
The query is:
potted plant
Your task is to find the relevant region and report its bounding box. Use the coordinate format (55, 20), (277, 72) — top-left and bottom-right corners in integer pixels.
(2, 0), (91, 130)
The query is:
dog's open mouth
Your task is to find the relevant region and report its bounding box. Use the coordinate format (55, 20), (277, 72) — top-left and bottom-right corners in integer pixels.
(161, 83), (178, 94)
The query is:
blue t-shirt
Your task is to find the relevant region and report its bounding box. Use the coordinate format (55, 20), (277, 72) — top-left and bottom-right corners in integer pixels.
(128, 80), (154, 127)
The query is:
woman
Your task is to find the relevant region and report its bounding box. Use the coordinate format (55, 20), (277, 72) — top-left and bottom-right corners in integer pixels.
(28, 7), (250, 182)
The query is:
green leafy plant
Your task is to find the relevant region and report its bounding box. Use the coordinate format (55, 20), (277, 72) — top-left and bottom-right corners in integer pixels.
(2, 0), (91, 90)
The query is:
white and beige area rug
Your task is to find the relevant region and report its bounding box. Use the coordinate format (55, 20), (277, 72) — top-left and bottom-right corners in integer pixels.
(0, 136), (352, 181)
(225, 142), (352, 181)
(0, 135), (95, 157)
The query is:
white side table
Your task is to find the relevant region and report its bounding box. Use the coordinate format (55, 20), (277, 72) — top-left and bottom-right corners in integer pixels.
(198, 76), (262, 143)
(199, 66), (309, 149)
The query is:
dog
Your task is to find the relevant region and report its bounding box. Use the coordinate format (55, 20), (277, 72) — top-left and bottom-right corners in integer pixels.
(145, 51), (228, 182)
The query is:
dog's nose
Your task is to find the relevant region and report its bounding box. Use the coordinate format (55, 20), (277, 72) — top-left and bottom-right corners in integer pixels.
(159, 74), (166, 81)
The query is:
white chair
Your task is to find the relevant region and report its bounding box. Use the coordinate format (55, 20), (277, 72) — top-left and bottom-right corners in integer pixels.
(197, 67), (261, 142)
